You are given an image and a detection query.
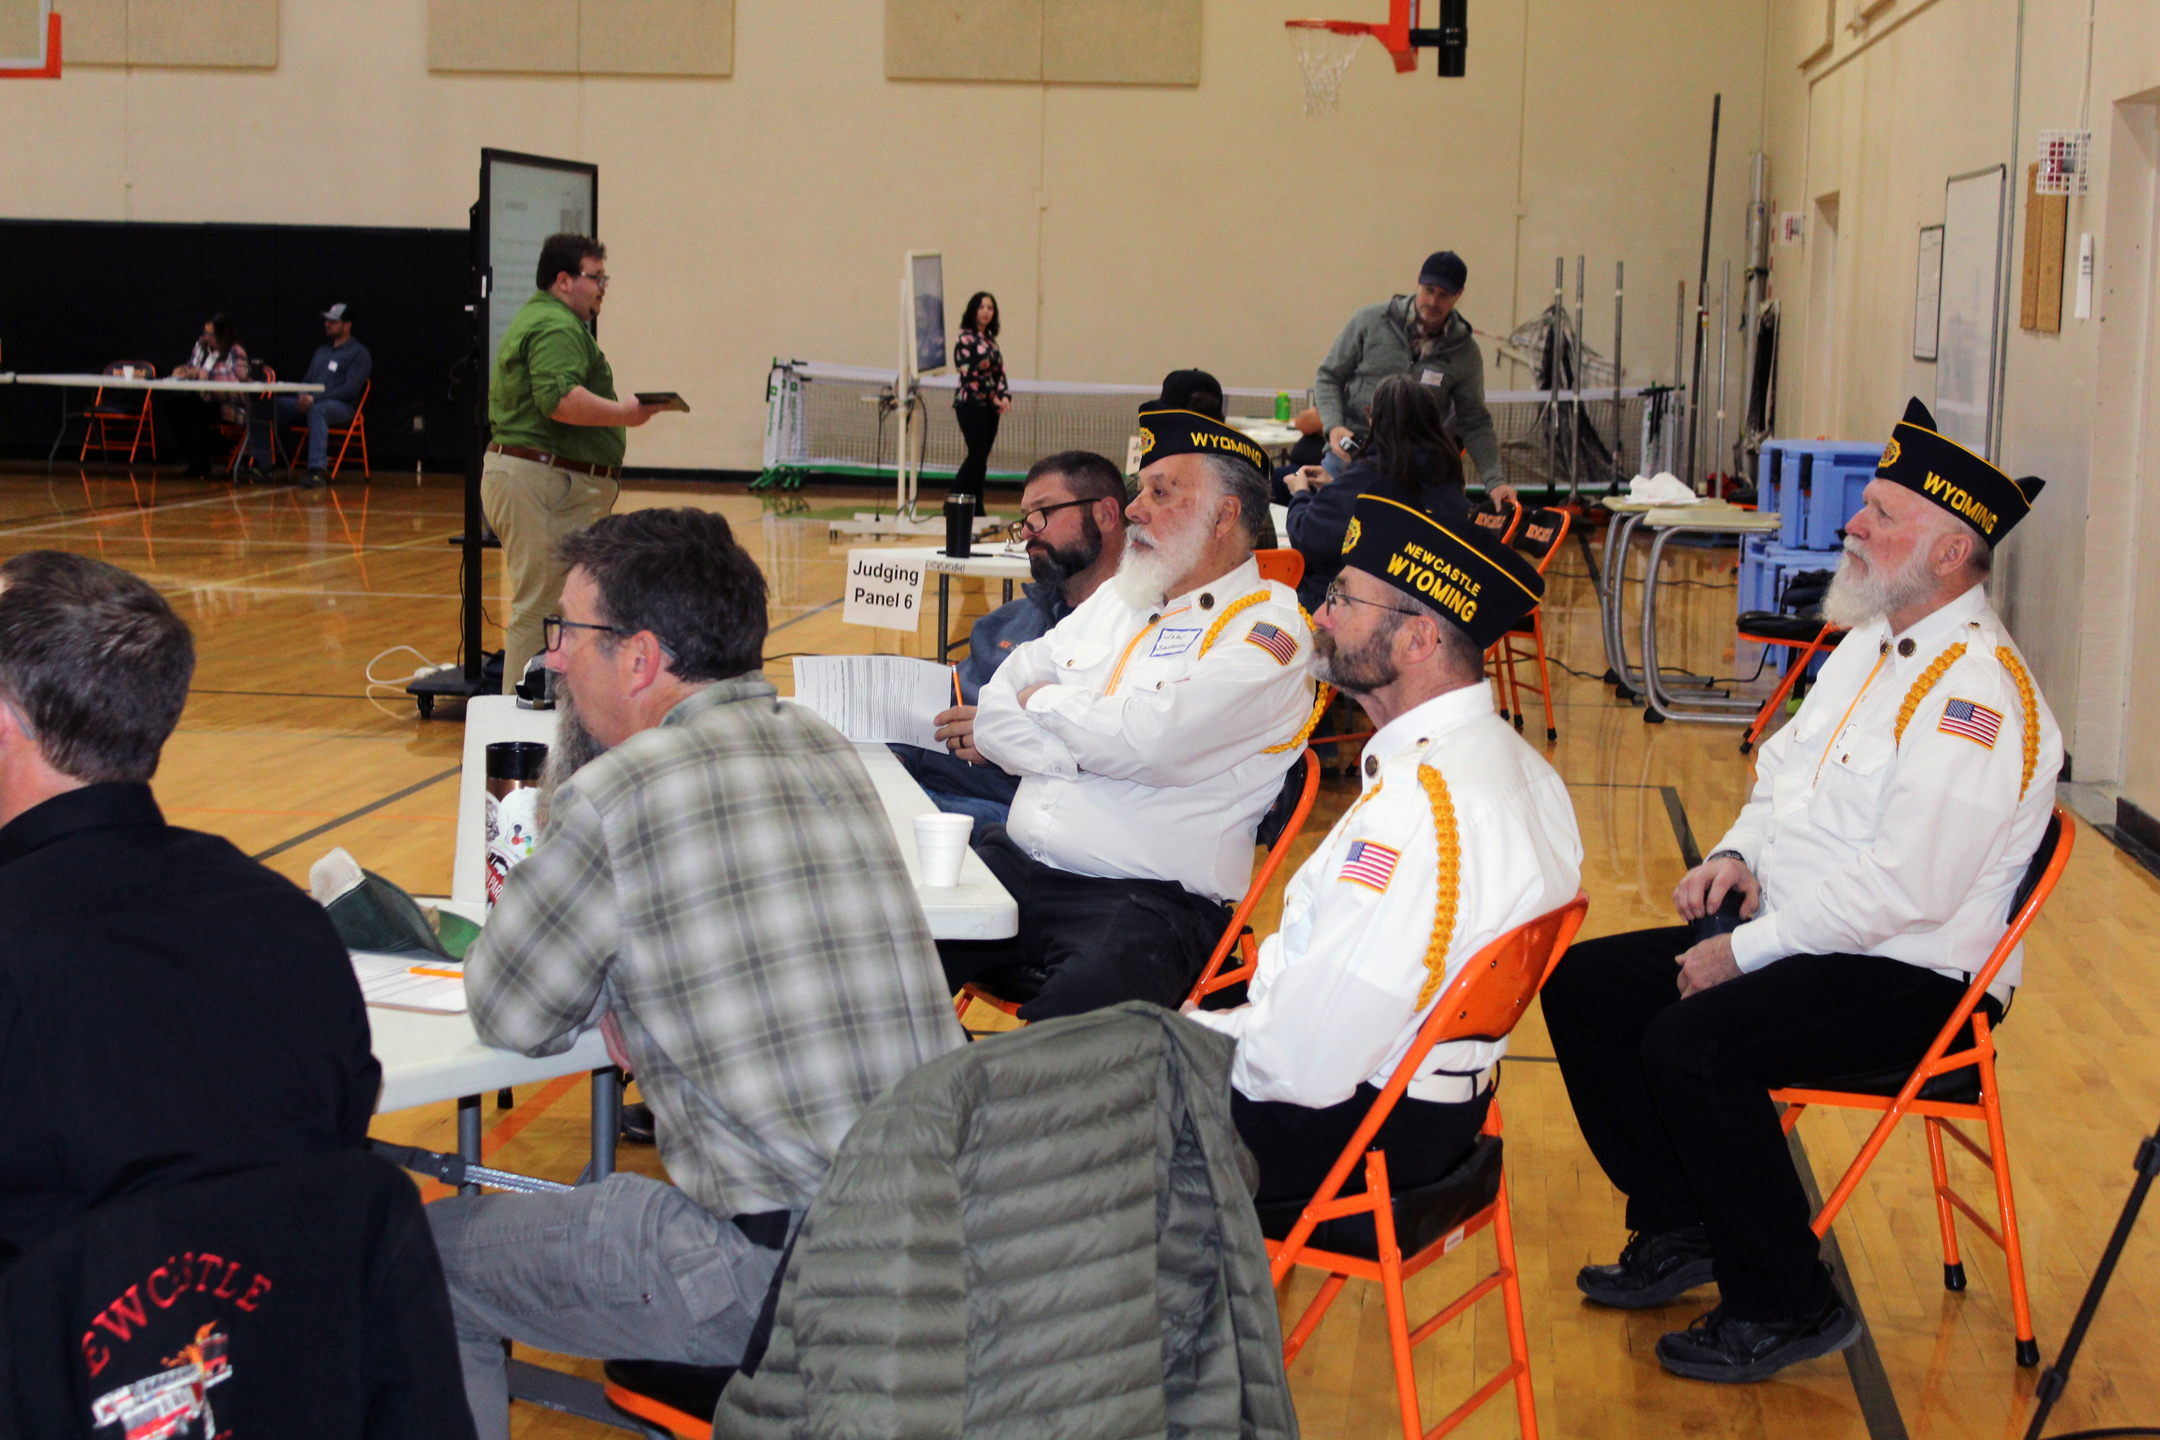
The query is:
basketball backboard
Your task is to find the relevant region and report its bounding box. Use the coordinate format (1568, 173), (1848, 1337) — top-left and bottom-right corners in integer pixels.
(1284, 0), (1465, 112)
(0, 0), (60, 78)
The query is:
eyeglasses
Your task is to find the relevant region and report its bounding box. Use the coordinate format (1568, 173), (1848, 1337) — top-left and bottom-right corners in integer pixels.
(1007, 497), (1096, 544)
(578, 271), (610, 287)
(1320, 580), (1423, 619)
(542, 614), (632, 652)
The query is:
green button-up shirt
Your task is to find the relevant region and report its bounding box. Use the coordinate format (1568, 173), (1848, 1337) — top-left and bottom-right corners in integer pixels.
(488, 290), (627, 468)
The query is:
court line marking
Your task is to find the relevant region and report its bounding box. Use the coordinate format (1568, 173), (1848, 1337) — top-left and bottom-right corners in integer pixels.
(248, 764), (461, 861)
(0, 485), (306, 538)
(1658, 786), (1909, 1440)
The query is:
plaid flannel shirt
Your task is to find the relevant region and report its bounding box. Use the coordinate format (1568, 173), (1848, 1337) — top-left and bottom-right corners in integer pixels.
(466, 676), (966, 1219)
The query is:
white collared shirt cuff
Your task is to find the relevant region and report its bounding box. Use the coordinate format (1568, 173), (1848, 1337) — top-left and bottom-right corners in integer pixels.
(1729, 913), (1784, 973)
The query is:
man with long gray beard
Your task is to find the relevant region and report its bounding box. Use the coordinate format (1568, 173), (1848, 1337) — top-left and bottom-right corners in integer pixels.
(893, 450), (1128, 826)
(428, 508), (964, 1440)
(1543, 398), (2060, 1384)
(937, 408), (1318, 1020)
(1183, 495), (1579, 1205)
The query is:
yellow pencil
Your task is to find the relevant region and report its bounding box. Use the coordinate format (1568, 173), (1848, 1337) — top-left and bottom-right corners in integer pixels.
(407, 965), (465, 980)
(951, 665), (963, 706)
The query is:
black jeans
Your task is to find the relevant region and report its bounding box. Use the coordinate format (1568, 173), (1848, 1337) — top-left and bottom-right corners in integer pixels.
(937, 824), (1228, 1021)
(1541, 927), (1996, 1320)
(1235, 1084), (1493, 1207)
(951, 401), (1000, 506)
(161, 393), (225, 474)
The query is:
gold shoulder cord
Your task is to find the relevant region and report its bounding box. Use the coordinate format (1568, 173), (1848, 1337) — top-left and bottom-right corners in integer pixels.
(1892, 641), (2042, 799)
(1198, 591), (1333, 755)
(1414, 763), (1464, 1008)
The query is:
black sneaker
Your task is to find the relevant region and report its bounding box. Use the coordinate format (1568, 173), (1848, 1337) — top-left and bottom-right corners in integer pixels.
(620, 1101), (656, 1144)
(299, 468), (329, 490)
(1655, 1297), (1863, 1382)
(1577, 1225), (1716, 1308)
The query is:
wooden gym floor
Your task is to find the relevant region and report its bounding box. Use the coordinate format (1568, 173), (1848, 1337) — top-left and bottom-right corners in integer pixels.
(8, 462), (2157, 1439)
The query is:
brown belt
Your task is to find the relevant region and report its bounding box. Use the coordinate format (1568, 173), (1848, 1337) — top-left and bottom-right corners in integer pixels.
(486, 442), (622, 480)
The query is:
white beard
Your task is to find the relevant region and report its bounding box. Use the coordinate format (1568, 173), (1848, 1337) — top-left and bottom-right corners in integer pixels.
(1821, 539), (1938, 630)
(1114, 512), (1209, 609)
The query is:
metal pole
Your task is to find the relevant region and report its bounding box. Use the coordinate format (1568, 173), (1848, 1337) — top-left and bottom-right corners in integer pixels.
(1742, 152), (1770, 481)
(1612, 261), (1626, 488)
(1685, 93), (1722, 494)
(1570, 255), (1586, 503)
(1673, 280), (1686, 477)
(1715, 260), (1731, 495)
(1547, 258), (1563, 498)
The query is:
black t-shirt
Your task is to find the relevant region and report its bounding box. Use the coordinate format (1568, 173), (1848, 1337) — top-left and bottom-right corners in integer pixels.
(0, 784), (379, 1274)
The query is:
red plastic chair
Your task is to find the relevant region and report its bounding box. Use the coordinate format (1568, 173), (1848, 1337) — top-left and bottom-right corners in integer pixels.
(1267, 893), (1589, 1440)
(1489, 507), (1570, 742)
(1770, 806), (2072, 1367)
(79, 362), (159, 464)
(287, 379), (372, 478)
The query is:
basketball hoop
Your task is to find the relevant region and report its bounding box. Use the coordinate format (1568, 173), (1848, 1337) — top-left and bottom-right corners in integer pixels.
(1286, 20), (1371, 116)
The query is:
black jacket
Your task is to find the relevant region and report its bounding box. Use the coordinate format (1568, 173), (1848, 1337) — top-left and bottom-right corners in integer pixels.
(0, 1151), (475, 1439)
(1285, 445), (1472, 611)
(0, 784), (379, 1274)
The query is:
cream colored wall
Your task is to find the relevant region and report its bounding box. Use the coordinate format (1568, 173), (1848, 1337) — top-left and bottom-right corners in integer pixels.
(1, 0), (1769, 470)
(1760, 0), (2160, 800)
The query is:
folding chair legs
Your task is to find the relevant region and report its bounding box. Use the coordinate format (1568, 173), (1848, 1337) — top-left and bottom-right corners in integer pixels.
(1925, 1117), (1964, 1289)
(1530, 620), (1557, 743)
(1490, 1168), (1539, 1440)
(1977, 1050), (2041, 1365)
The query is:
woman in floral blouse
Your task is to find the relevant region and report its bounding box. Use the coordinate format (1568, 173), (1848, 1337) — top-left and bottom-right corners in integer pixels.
(950, 291), (1010, 510)
(164, 313), (255, 479)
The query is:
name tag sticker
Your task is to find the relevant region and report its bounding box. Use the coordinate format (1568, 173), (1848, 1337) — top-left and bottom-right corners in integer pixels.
(1420, 368), (1446, 386)
(1150, 627), (1202, 658)
(328, 361), (339, 371)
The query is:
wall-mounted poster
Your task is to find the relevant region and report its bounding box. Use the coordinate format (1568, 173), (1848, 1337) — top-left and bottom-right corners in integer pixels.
(1914, 224), (1944, 361)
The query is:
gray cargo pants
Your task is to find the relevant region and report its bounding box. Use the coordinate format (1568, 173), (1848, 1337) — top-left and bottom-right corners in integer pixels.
(427, 1172), (785, 1440)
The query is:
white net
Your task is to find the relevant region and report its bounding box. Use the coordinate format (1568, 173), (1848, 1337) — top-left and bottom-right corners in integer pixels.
(1288, 24), (1366, 116)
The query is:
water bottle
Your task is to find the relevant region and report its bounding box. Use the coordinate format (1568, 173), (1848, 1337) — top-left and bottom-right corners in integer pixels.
(1275, 391), (1292, 423)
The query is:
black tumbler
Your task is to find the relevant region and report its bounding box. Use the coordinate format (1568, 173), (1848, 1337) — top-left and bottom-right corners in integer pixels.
(484, 741), (549, 908)
(944, 497), (973, 558)
(1691, 886), (1749, 943)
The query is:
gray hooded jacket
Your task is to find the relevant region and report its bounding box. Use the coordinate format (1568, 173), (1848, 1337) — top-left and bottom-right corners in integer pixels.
(712, 1002), (1299, 1440)
(1314, 298), (1502, 487)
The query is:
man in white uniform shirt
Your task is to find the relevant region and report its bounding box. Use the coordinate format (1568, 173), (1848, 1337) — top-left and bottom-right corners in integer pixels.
(1186, 494), (1581, 1204)
(1544, 398), (2059, 1384)
(944, 408), (1318, 1019)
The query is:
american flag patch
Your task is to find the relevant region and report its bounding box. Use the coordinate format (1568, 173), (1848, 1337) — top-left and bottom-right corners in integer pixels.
(1939, 698), (2003, 749)
(1339, 839), (1400, 892)
(1245, 621), (1298, 665)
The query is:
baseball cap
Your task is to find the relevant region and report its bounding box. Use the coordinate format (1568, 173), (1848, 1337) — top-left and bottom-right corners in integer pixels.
(1418, 252), (1468, 293)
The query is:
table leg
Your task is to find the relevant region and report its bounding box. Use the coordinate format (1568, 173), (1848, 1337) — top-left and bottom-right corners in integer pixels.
(48, 384), (71, 464)
(588, 1067), (621, 1182)
(1003, 579), (1013, 604)
(457, 1093), (483, 1196)
(1639, 528), (1757, 724)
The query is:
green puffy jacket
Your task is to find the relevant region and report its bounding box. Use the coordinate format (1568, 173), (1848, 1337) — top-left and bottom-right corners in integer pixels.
(1315, 298), (1502, 487)
(713, 1003), (1299, 1440)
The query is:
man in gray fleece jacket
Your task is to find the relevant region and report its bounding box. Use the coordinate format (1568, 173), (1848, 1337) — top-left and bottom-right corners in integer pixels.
(1315, 250), (1505, 492)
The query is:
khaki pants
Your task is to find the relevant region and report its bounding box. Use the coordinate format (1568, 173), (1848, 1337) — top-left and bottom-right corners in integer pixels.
(480, 451), (619, 693)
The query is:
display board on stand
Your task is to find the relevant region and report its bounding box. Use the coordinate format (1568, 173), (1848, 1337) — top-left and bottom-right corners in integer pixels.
(408, 148), (598, 717)
(1936, 166), (2006, 459)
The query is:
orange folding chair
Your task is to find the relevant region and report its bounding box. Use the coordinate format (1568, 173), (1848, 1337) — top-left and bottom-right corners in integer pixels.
(1736, 616), (1846, 754)
(78, 361), (159, 464)
(1488, 507), (1570, 743)
(1770, 806), (2073, 1367)
(288, 379), (372, 479)
(1470, 494), (1523, 547)
(1265, 894), (1588, 1440)
(1255, 547), (1304, 588)
(1185, 746), (1323, 1006)
(215, 364), (273, 473)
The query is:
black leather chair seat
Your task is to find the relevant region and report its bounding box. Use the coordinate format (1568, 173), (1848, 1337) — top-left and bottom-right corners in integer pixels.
(1737, 611), (1837, 644)
(1791, 1063), (1981, 1106)
(604, 1358), (735, 1429)
(1256, 1134), (1504, 1262)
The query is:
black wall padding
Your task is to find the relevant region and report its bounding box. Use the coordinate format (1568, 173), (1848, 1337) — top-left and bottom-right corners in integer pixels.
(0, 218), (472, 467)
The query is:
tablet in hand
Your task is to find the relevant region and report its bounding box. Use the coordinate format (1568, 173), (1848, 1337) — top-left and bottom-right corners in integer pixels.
(635, 392), (690, 413)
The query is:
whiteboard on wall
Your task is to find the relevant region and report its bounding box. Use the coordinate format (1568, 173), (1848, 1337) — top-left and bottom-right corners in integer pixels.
(1913, 225), (1944, 361)
(1935, 167), (2006, 457)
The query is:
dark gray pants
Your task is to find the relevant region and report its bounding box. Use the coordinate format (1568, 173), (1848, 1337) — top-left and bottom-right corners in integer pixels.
(426, 1173), (785, 1440)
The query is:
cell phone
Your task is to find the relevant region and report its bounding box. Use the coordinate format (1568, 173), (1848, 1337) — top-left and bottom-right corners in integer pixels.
(635, 392), (690, 413)
(1338, 431), (1364, 458)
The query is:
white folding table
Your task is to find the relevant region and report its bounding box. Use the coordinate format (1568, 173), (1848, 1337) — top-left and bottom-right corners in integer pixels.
(4, 370), (324, 474)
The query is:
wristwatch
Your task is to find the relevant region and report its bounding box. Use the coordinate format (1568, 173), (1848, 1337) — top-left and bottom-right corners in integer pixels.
(1706, 849), (1747, 866)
